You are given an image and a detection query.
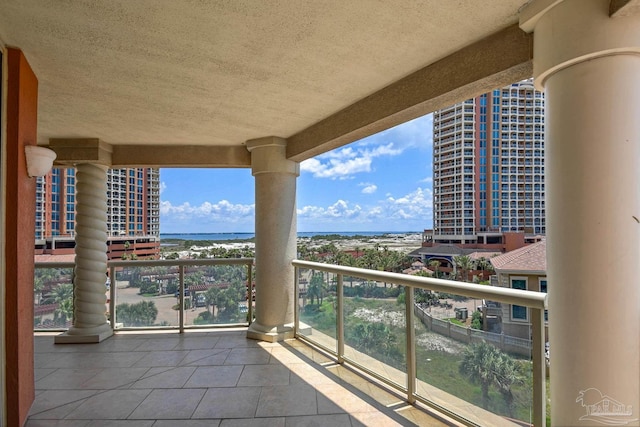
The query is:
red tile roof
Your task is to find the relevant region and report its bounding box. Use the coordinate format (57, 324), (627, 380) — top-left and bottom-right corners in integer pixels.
(490, 239), (546, 273)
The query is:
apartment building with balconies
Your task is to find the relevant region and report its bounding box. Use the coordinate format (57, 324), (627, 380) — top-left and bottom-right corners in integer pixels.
(431, 80), (545, 247)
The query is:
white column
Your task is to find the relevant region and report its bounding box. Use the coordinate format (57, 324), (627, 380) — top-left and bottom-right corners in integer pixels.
(521, 1), (640, 425)
(55, 163), (113, 343)
(246, 137), (299, 342)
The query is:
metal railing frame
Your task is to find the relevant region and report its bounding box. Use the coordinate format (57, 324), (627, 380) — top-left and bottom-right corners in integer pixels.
(34, 258), (254, 332)
(292, 259), (547, 427)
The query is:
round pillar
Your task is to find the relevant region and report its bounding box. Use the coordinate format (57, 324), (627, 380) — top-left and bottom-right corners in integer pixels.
(56, 163), (113, 343)
(521, 0), (640, 424)
(246, 137), (299, 342)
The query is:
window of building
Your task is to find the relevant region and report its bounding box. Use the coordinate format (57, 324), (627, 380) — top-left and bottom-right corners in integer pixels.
(511, 277), (527, 321)
(540, 277), (548, 321)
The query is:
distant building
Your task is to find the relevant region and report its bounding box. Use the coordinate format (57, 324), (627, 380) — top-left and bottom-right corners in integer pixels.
(35, 167), (161, 259)
(429, 79), (545, 247)
(489, 239), (548, 339)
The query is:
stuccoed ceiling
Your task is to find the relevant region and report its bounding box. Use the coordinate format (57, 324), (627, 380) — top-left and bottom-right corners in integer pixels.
(0, 0), (531, 164)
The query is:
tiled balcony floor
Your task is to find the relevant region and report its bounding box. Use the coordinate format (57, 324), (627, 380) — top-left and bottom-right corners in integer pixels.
(29, 329), (455, 427)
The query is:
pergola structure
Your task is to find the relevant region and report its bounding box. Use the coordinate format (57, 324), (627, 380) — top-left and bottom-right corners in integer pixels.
(1, 1), (639, 425)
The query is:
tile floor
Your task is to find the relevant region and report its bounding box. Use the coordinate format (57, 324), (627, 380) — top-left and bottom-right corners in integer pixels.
(28, 329), (455, 426)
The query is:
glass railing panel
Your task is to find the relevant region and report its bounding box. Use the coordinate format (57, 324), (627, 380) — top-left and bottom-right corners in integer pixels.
(113, 265), (179, 328)
(34, 266), (75, 330)
(182, 264), (251, 327)
(297, 268), (337, 352)
(414, 291), (533, 426)
(342, 281), (407, 388)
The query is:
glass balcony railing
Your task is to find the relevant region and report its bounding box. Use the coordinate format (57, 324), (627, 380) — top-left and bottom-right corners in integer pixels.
(293, 260), (547, 427)
(34, 258), (255, 333)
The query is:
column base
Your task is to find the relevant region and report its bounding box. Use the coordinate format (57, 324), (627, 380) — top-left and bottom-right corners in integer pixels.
(54, 328), (113, 344)
(247, 322), (295, 342)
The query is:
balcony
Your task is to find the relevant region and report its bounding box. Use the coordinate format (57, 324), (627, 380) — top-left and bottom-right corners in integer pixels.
(33, 259), (548, 426)
(31, 329), (448, 426)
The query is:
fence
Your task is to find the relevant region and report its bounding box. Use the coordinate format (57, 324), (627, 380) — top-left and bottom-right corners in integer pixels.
(414, 304), (532, 357)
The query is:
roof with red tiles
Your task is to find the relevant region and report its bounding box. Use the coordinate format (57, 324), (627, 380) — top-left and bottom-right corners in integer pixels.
(490, 239), (546, 273)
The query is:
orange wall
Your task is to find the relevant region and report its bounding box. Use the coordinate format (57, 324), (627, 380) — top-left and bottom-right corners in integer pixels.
(5, 48), (38, 427)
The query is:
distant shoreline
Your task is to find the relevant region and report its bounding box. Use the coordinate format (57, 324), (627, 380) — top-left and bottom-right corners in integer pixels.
(160, 231), (423, 252)
(160, 231), (421, 242)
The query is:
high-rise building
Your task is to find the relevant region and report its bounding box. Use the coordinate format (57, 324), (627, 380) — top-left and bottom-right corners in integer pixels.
(36, 167), (160, 239)
(430, 80), (545, 246)
(35, 167), (161, 259)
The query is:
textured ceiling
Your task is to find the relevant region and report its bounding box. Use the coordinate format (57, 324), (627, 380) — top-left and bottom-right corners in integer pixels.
(0, 0), (527, 148)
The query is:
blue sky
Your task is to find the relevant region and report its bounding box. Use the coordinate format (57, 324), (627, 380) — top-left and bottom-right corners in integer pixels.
(160, 114), (434, 233)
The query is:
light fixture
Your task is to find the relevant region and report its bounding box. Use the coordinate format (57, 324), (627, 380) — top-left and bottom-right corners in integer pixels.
(25, 145), (57, 177)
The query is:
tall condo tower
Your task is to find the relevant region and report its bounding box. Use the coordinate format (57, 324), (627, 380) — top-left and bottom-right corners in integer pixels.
(432, 80), (545, 245)
(35, 167), (161, 240)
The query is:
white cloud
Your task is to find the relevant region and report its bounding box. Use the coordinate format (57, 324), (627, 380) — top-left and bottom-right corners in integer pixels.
(301, 142), (402, 180)
(160, 200), (254, 221)
(297, 187), (433, 231)
(159, 181), (167, 194)
(383, 187), (433, 219)
(359, 183), (377, 194)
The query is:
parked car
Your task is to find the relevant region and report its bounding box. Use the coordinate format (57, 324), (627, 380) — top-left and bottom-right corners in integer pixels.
(195, 294), (206, 307)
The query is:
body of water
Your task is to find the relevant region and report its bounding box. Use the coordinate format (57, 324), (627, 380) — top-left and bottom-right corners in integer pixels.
(161, 231), (420, 241)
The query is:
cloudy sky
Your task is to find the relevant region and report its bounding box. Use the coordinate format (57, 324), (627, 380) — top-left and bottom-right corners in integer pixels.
(160, 114), (433, 233)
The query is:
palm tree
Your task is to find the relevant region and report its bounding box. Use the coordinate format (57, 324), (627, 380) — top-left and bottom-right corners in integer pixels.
(494, 352), (524, 417)
(475, 257), (494, 281)
(428, 259), (441, 277)
(453, 255), (475, 282)
(459, 341), (501, 408)
(459, 341), (523, 412)
(307, 272), (324, 305)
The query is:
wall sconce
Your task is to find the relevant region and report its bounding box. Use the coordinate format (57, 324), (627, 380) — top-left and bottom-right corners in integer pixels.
(25, 145), (57, 177)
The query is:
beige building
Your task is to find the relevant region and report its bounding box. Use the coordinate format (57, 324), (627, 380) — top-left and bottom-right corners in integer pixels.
(490, 239), (548, 340)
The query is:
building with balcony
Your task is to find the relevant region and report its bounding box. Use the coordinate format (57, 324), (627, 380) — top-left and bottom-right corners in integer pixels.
(431, 80), (546, 247)
(1, 1), (638, 426)
(489, 239), (548, 340)
(35, 167), (160, 239)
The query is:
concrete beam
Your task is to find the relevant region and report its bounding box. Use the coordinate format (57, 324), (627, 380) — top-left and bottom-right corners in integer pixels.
(610, 0), (640, 17)
(111, 145), (251, 168)
(286, 24), (533, 162)
(49, 138), (112, 166)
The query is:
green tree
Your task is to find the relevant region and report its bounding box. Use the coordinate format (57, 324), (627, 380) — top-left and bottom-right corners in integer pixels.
(428, 259), (441, 277)
(494, 352), (524, 417)
(453, 255), (475, 282)
(52, 283), (74, 326)
(307, 272), (324, 306)
(116, 300), (158, 326)
(459, 341), (523, 412)
(471, 310), (483, 330)
(459, 341), (501, 408)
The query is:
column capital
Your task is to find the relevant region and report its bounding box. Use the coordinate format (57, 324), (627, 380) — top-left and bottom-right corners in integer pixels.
(49, 138), (113, 166)
(245, 136), (299, 176)
(520, 0), (640, 89)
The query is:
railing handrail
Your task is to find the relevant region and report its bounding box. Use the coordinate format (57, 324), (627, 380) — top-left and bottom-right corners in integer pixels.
(292, 259), (547, 310)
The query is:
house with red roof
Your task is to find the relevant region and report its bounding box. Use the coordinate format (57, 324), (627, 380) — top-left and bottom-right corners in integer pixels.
(490, 239), (548, 340)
